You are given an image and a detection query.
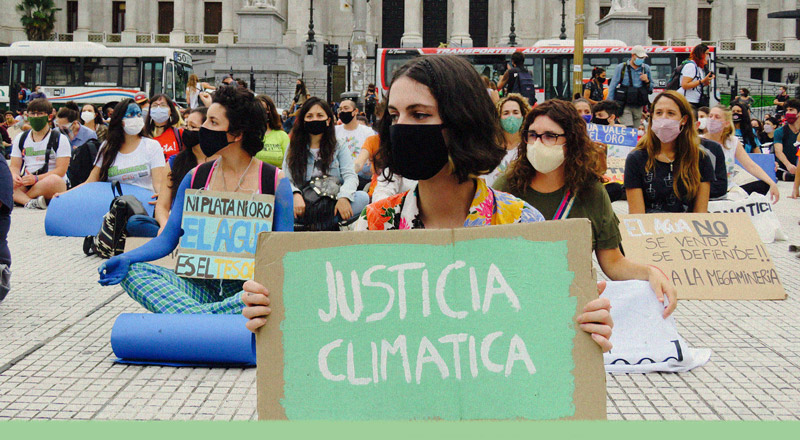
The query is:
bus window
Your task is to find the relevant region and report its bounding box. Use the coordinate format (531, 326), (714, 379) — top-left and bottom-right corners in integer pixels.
(583, 56), (613, 80)
(142, 60), (164, 97)
(0, 57), (8, 85)
(165, 63), (174, 101)
(173, 62), (191, 106)
(543, 57), (571, 100)
(11, 59), (41, 88)
(383, 54), (416, 89)
(121, 58), (138, 88)
(647, 56), (673, 88)
(44, 57), (80, 86)
(84, 58), (119, 86)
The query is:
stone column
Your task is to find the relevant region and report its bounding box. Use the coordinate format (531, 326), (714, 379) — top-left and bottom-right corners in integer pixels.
(401, 0), (423, 47)
(73, 0), (91, 41)
(121, 0), (138, 44)
(449, 0), (472, 47)
(684, 0), (700, 45)
(219, 0), (236, 45)
(585, 0), (599, 39)
(196, 0), (205, 36)
(170, 0), (186, 45)
(783, 0), (800, 51)
(732, 0), (749, 49)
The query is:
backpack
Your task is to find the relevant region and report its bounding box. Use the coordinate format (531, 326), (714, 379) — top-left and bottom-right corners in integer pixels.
(18, 129), (61, 176)
(510, 67), (537, 105)
(67, 138), (101, 187)
(83, 182), (148, 259)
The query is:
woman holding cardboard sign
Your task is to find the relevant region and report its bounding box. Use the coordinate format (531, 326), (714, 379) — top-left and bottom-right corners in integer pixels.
(243, 55), (615, 352)
(494, 99), (677, 317)
(98, 86), (291, 314)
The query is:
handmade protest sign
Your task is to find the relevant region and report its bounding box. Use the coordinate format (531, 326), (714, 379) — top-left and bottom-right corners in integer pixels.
(175, 190), (274, 280)
(604, 156), (626, 184)
(587, 123), (638, 158)
(619, 213), (785, 300)
(254, 221), (606, 421)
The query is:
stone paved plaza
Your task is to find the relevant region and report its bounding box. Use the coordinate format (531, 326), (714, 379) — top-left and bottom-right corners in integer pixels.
(1, 182), (799, 421)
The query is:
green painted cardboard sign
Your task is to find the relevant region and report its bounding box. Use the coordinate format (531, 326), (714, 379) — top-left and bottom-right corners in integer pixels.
(255, 221), (605, 420)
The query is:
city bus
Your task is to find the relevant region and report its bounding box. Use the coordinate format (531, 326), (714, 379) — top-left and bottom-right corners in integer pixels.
(0, 41), (193, 109)
(376, 40), (718, 105)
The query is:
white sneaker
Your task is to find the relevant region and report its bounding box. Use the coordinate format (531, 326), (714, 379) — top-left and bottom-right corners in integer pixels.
(24, 195), (47, 210)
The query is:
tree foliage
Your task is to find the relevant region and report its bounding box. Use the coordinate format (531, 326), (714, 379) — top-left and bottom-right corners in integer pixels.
(16, 0), (61, 41)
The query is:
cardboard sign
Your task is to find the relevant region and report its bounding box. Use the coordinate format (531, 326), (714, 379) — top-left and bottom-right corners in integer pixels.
(254, 221), (606, 421)
(618, 213), (786, 300)
(587, 123), (638, 158)
(604, 156), (626, 184)
(124, 237), (179, 269)
(175, 189), (274, 280)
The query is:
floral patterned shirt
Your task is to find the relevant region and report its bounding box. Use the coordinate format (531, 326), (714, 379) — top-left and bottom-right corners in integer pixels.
(354, 178), (544, 231)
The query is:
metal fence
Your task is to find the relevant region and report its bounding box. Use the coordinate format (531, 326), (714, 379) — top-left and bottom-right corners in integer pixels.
(715, 75), (800, 120)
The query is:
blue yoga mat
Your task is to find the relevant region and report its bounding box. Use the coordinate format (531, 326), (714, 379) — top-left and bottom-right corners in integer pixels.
(45, 182), (156, 237)
(737, 153), (777, 183)
(110, 313), (256, 367)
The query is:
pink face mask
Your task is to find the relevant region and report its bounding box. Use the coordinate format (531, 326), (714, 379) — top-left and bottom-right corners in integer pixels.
(651, 118), (683, 144)
(706, 118), (724, 134)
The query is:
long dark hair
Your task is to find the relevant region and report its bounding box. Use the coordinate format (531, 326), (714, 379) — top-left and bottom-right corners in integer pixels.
(287, 97), (336, 185)
(143, 94), (181, 135)
(730, 102), (757, 150)
(97, 99), (138, 181)
(506, 99), (603, 196)
(295, 79), (308, 97)
(169, 107), (207, 201)
(256, 94), (283, 131)
(374, 55), (506, 183)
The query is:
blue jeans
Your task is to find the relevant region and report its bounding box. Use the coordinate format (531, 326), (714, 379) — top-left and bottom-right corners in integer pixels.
(335, 190), (370, 223)
(126, 215), (160, 238)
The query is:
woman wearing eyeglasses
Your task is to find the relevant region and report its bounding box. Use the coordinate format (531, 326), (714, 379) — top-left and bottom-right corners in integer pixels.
(494, 99), (677, 317)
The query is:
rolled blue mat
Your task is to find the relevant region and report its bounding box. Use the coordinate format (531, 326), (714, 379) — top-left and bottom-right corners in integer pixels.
(110, 313), (256, 367)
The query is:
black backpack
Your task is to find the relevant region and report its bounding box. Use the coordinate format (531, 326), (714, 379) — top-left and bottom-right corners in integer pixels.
(83, 182), (148, 259)
(665, 60), (691, 91)
(18, 129), (60, 176)
(510, 67), (538, 105)
(67, 138), (101, 187)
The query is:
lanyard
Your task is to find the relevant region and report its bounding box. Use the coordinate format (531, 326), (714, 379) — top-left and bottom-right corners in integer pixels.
(553, 190), (575, 220)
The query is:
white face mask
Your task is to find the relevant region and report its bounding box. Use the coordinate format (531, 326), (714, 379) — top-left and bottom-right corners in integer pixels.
(526, 139), (565, 174)
(764, 125), (775, 134)
(698, 117), (708, 131)
(638, 129), (645, 137)
(123, 117), (145, 135)
(81, 111), (95, 123)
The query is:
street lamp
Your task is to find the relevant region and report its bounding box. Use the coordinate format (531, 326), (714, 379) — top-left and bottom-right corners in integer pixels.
(509, 0), (517, 47)
(306, 0), (316, 55)
(559, 0), (567, 40)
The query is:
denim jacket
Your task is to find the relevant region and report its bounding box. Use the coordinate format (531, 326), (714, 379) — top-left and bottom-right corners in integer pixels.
(282, 143), (358, 201)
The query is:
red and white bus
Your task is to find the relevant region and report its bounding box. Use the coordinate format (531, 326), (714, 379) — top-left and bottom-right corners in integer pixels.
(376, 40), (718, 105)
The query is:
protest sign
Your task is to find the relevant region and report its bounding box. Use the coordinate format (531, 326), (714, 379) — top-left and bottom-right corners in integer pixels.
(254, 220), (605, 420)
(619, 213), (785, 300)
(604, 156), (626, 184)
(124, 237), (179, 269)
(587, 123), (638, 158)
(708, 193), (786, 244)
(175, 190), (274, 280)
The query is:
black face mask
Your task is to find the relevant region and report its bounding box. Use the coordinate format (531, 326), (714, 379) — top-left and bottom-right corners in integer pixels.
(182, 129), (200, 149)
(338, 111), (355, 124)
(732, 114), (742, 123)
(199, 126), (233, 157)
(591, 116), (610, 125)
(306, 120), (328, 135)
(598, 77), (607, 84)
(389, 124), (449, 181)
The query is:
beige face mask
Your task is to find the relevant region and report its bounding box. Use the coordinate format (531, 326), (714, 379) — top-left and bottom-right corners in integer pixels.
(526, 140), (565, 174)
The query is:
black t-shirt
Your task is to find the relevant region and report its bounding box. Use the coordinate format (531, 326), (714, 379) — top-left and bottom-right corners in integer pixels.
(698, 138), (727, 199)
(584, 80), (604, 102)
(775, 93), (789, 116)
(624, 149), (714, 213)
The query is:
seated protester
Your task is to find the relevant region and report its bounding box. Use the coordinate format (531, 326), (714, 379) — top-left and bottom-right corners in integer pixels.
(692, 108), (728, 199)
(58, 100), (166, 198)
(353, 134), (381, 196)
(494, 99), (676, 317)
(254, 95), (290, 168)
(759, 117), (778, 147)
(55, 102), (98, 150)
(572, 98), (593, 123)
(284, 97), (369, 230)
(484, 93), (531, 187)
(0, 153), (11, 302)
(696, 106), (710, 136)
(9, 98), (71, 209)
(591, 100), (624, 127)
(128, 107), (215, 237)
(703, 105), (778, 201)
(81, 104), (108, 143)
(144, 94), (183, 160)
(243, 55), (613, 353)
(335, 99), (376, 189)
(97, 86), (285, 314)
(730, 103), (761, 153)
(625, 91), (714, 213)
(774, 98), (800, 182)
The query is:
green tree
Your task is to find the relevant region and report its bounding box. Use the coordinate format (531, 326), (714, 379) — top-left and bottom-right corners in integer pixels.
(16, 0), (61, 41)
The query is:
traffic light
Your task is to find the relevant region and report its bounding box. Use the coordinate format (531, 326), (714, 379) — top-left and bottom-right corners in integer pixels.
(324, 44), (339, 66)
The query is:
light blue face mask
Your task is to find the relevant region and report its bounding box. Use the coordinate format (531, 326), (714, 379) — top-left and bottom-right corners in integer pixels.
(634, 58), (645, 67)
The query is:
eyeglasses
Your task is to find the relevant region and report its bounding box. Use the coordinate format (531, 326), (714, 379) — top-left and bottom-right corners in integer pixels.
(521, 130), (566, 146)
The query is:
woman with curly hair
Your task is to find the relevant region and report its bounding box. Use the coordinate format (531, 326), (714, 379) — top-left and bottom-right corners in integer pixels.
(495, 99), (677, 317)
